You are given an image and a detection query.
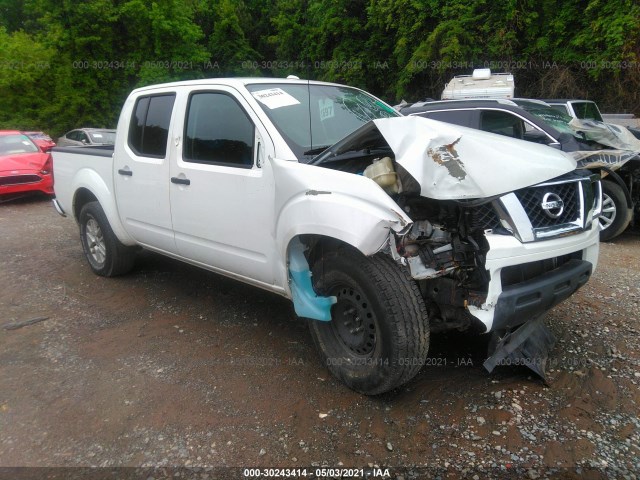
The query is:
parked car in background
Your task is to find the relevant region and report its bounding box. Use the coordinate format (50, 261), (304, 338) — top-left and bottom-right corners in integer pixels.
(400, 98), (639, 241)
(23, 131), (56, 151)
(57, 128), (116, 147)
(544, 99), (640, 140)
(0, 130), (54, 199)
(543, 99), (604, 122)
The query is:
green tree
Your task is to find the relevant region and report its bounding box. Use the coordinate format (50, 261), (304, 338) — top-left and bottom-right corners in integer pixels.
(206, 0), (261, 75)
(0, 27), (55, 130)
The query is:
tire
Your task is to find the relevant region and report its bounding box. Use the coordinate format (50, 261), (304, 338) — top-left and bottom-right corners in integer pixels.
(308, 249), (429, 395)
(79, 201), (136, 276)
(599, 180), (632, 242)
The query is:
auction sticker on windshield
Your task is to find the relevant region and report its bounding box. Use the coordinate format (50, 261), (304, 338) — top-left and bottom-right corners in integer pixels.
(251, 88), (300, 109)
(319, 99), (334, 121)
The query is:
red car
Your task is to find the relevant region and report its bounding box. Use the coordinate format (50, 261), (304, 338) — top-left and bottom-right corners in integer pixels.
(0, 130), (54, 198)
(23, 131), (57, 151)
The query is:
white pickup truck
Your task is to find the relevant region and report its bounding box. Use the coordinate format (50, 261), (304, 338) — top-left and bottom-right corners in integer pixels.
(52, 78), (601, 394)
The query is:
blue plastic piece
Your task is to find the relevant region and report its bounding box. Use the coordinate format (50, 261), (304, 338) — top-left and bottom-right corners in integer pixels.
(288, 239), (336, 321)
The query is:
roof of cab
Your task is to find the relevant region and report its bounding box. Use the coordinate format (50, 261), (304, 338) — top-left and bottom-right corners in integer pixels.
(130, 77), (346, 95)
(541, 99), (598, 104)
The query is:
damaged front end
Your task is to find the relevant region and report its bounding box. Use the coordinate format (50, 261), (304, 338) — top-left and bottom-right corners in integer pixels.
(312, 116), (600, 379)
(385, 197), (495, 334)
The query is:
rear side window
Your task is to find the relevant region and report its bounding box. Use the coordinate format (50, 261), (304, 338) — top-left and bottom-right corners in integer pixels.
(480, 110), (525, 139)
(418, 110), (473, 128)
(128, 94), (176, 158)
(183, 92), (255, 168)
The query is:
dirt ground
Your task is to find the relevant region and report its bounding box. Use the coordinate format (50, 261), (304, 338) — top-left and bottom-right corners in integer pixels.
(1, 196), (639, 479)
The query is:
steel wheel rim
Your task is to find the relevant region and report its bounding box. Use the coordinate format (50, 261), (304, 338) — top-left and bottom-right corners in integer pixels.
(85, 217), (106, 265)
(330, 287), (377, 356)
(599, 192), (616, 230)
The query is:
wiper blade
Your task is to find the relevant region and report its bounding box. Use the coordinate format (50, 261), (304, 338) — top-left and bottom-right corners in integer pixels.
(310, 146), (392, 165)
(303, 145), (331, 155)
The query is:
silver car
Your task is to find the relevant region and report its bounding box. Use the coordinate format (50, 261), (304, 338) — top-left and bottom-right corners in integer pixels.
(57, 128), (116, 147)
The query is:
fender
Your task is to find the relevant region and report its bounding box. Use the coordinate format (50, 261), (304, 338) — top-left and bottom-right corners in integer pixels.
(71, 168), (136, 245)
(276, 189), (408, 260)
(270, 156), (412, 294)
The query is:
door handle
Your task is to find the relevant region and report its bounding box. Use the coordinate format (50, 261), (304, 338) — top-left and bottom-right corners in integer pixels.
(118, 168), (133, 176)
(171, 176), (191, 186)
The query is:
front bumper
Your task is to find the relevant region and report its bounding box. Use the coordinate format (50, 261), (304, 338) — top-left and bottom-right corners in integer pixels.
(0, 172), (53, 196)
(468, 221), (600, 332)
(491, 259), (592, 331)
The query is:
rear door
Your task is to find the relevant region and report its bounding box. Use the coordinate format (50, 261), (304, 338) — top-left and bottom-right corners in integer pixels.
(114, 91), (178, 253)
(168, 86), (278, 286)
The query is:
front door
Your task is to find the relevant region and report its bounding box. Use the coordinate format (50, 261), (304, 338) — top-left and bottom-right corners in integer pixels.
(169, 87), (277, 286)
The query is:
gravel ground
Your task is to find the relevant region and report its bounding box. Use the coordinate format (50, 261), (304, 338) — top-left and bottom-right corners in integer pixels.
(0, 196), (639, 479)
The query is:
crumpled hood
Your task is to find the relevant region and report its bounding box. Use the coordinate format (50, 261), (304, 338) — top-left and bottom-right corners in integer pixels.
(372, 116), (577, 199)
(0, 152), (49, 173)
(564, 118), (640, 171)
(568, 118), (640, 151)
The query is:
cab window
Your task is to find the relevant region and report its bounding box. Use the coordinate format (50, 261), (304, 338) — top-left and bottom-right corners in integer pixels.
(128, 94), (176, 158)
(183, 92), (254, 168)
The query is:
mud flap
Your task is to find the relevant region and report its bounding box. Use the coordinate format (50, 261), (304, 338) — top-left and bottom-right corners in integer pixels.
(483, 317), (556, 382)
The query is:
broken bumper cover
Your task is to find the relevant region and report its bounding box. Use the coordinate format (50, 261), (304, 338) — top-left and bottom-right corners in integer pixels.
(483, 316), (557, 381)
(491, 259), (592, 332)
(468, 222), (599, 332)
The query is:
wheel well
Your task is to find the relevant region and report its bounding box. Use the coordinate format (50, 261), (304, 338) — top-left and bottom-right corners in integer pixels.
(73, 188), (98, 221)
(294, 234), (365, 269)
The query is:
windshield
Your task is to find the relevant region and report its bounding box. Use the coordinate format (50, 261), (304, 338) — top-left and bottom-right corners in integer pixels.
(0, 134), (39, 155)
(516, 102), (576, 137)
(571, 101), (603, 122)
(89, 131), (116, 144)
(246, 83), (399, 160)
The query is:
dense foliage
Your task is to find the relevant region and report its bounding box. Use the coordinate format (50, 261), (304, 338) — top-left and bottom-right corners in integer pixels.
(1, 0), (638, 137)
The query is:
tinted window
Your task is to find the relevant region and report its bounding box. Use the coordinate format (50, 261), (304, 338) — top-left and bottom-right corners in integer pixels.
(129, 97), (149, 153)
(184, 92), (254, 167)
(67, 130), (79, 141)
(480, 111), (524, 139)
(128, 94), (175, 157)
(419, 110), (472, 127)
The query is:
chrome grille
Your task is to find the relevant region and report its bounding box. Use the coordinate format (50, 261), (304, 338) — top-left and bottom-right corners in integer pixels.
(514, 182), (579, 229)
(495, 173), (600, 243)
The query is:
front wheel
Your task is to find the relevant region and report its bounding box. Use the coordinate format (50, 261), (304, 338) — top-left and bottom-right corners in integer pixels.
(308, 250), (429, 395)
(79, 201), (136, 276)
(599, 180), (632, 242)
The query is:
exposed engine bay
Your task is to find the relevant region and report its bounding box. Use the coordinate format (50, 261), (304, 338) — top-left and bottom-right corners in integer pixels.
(315, 147), (495, 333)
